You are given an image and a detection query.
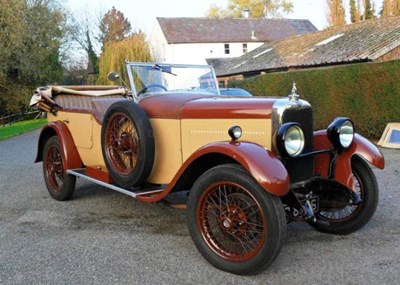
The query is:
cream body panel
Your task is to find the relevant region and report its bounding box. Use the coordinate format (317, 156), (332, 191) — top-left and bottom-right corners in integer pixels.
(48, 112), (106, 168)
(147, 119), (182, 184)
(181, 119), (272, 161)
(47, 114), (271, 185)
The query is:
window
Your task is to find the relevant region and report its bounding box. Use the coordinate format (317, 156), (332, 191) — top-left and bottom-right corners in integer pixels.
(243, 43), (248, 54)
(224, 43), (230, 54)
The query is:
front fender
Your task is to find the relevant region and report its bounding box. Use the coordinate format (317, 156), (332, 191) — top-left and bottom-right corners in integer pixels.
(314, 130), (384, 189)
(137, 141), (290, 203)
(35, 121), (82, 170)
(181, 141), (289, 196)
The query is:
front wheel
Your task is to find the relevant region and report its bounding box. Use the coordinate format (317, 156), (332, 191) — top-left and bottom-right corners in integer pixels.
(187, 164), (286, 275)
(42, 136), (76, 201)
(310, 156), (379, 235)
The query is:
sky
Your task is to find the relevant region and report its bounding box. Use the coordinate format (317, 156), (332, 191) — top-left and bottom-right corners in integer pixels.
(67, 0), (384, 35)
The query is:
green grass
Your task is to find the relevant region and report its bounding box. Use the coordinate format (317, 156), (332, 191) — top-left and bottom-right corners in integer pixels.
(0, 119), (47, 141)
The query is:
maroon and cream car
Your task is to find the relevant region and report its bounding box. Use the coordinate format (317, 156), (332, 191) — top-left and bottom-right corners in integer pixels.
(31, 62), (384, 275)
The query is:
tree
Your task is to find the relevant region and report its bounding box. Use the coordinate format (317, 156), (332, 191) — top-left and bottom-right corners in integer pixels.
(350, 0), (360, 22)
(206, 0), (293, 18)
(97, 34), (152, 85)
(364, 0), (375, 19)
(19, 0), (65, 85)
(381, 0), (400, 16)
(348, 0), (379, 23)
(67, 10), (102, 74)
(0, 0), (67, 115)
(99, 6), (132, 46)
(327, 0), (346, 27)
(86, 31), (99, 74)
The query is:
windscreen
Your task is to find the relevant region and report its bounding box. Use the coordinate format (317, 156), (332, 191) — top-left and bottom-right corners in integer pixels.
(127, 63), (219, 96)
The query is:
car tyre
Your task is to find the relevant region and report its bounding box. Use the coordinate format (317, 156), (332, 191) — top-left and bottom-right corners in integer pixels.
(187, 164), (286, 275)
(101, 100), (155, 188)
(43, 136), (76, 201)
(310, 156), (379, 235)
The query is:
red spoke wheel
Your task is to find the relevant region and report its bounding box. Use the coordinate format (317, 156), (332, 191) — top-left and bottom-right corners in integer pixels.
(187, 164), (286, 275)
(43, 136), (76, 201)
(105, 113), (139, 175)
(101, 101), (154, 188)
(310, 156), (379, 235)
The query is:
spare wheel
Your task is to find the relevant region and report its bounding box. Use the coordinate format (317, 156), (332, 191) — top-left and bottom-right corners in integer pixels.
(101, 100), (155, 188)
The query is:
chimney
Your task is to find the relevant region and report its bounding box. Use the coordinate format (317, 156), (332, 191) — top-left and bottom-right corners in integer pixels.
(243, 8), (250, 18)
(251, 30), (258, 41)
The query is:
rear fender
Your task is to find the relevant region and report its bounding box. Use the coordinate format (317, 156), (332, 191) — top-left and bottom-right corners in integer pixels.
(35, 121), (83, 170)
(314, 130), (384, 190)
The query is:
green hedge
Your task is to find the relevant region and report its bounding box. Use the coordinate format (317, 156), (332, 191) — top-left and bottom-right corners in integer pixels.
(230, 60), (400, 139)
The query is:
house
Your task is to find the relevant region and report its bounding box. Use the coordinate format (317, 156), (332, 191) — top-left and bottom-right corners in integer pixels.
(215, 16), (400, 84)
(149, 17), (318, 65)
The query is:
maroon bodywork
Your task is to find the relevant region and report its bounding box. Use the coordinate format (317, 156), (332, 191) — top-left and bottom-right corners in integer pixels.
(136, 141), (290, 203)
(35, 121), (82, 170)
(314, 130), (384, 190)
(139, 93), (275, 119)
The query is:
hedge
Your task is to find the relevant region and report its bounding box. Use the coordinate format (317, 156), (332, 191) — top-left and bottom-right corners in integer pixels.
(229, 60), (400, 139)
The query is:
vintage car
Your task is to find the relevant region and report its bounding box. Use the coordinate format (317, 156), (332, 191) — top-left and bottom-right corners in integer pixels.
(30, 62), (384, 275)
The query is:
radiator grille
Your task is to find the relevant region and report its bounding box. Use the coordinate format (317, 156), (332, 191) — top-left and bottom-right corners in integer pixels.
(282, 107), (314, 183)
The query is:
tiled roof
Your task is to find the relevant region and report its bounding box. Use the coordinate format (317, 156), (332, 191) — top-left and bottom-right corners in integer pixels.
(216, 16), (400, 76)
(206, 57), (234, 70)
(156, 17), (318, 44)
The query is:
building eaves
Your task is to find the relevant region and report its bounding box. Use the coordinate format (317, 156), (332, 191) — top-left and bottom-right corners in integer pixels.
(216, 16), (400, 77)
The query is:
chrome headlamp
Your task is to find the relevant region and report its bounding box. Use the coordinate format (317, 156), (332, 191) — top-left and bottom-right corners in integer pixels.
(327, 117), (354, 150)
(276, 123), (305, 158)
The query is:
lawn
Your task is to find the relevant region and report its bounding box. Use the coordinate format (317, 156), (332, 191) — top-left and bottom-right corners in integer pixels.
(0, 119), (47, 141)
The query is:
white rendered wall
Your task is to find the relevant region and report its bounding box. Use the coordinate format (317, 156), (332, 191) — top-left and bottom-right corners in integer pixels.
(161, 42), (263, 64)
(164, 43), (262, 64)
(150, 23), (263, 65)
(149, 21), (168, 63)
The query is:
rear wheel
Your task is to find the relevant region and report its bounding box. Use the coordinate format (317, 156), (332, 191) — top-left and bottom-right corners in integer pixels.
(310, 156), (379, 234)
(43, 136), (76, 201)
(187, 164), (286, 275)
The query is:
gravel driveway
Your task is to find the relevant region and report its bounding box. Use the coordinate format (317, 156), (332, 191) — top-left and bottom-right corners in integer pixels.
(0, 130), (399, 284)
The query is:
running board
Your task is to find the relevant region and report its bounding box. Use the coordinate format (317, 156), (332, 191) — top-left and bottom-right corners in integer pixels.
(66, 169), (165, 198)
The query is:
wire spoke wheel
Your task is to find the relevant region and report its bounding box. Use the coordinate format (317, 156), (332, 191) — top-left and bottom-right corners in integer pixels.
(45, 144), (64, 191)
(105, 113), (139, 176)
(187, 164), (286, 275)
(101, 101), (155, 188)
(310, 157), (379, 235)
(42, 136), (76, 201)
(199, 183), (265, 262)
(318, 173), (362, 221)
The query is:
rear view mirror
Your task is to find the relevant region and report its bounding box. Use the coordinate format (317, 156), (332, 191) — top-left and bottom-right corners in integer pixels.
(107, 72), (120, 82)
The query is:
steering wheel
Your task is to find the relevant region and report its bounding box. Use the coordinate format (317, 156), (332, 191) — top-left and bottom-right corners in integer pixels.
(137, 84), (167, 96)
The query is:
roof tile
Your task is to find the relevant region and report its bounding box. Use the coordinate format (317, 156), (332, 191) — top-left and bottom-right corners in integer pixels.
(157, 17), (318, 43)
(216, 16), (400, 76)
